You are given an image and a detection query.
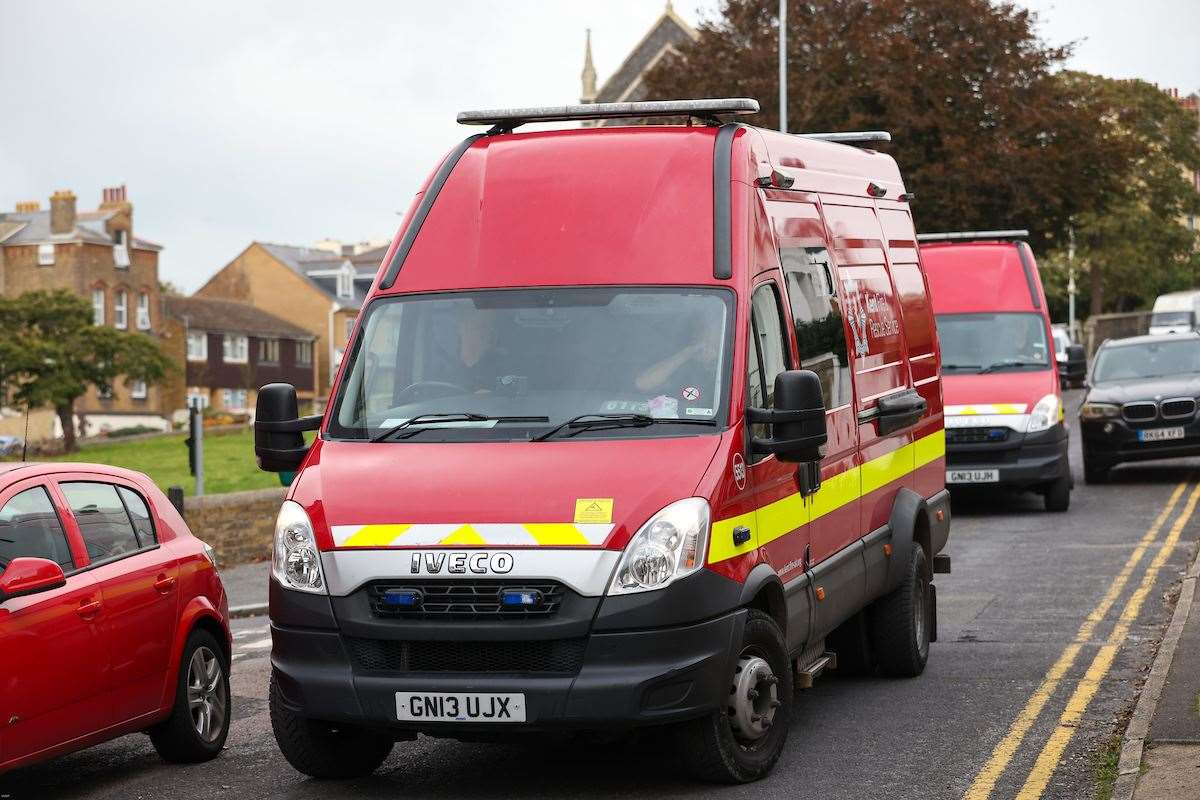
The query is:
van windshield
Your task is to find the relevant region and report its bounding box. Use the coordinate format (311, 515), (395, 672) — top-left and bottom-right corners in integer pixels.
(935, 312), (1050, 373)
(328, 287), (733, 441)
(1092, 339), (1200, 383)
(1151, 311), (1193, 327)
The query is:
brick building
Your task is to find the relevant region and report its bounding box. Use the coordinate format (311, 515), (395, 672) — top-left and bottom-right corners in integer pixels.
(196, 240), (387, 404)
(0, 186), (172, 436)
(162, 295), (317, 416)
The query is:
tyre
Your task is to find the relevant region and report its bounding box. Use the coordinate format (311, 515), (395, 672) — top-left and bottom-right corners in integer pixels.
(1083, 451), (1110, 484)
(1043, 475), (1071, 512)
(827, 609), (874, 676)
(868, 546), (931, 678)
(270, 673), (394, 779)
(678, 610), (792, 783)
(149, 628), (231, 763)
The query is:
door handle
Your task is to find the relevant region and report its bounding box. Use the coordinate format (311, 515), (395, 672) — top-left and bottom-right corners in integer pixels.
(154, 575), (177, 594)
(76, 599), (102, 619)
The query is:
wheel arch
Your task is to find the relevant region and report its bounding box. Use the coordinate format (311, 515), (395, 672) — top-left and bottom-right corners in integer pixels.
(738, 563), (787, 636)
(888, 488), (933, 589)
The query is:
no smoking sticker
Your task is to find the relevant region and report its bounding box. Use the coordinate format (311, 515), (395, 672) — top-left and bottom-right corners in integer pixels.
(574, 498), (613, 524)
(682, 386), (700, 401)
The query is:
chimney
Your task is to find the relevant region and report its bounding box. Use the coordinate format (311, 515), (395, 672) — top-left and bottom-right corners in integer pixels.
(100, 184), (128, 209)
(14, 200), (40, 213)
(100, 185), (133, 244)
(49, 190), (77, 235)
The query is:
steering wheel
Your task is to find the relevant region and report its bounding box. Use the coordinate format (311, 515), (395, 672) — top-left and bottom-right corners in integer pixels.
(394, 380), (471, 404)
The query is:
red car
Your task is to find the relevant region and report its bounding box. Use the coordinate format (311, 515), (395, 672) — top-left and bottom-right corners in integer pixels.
(0, 462), (231, 773)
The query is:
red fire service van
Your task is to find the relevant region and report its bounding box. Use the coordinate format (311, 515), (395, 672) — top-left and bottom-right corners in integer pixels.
(254, 98), (951, 784)
(920, 230), (1075, 511)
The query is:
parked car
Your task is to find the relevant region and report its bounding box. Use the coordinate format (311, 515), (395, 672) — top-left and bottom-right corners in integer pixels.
(1051, 325), (1087, 389)
(1147, 290), (1200, 336)
(1079, 333), (1200, 483)
(0, 462), (231, 774)
(921, 230), (1076, 511)
(253, 98), (950, 784)
(0, 436), (24, 457)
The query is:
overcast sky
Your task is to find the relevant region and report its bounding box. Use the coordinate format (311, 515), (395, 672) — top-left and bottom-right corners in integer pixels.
(1, 1), (1196, 292)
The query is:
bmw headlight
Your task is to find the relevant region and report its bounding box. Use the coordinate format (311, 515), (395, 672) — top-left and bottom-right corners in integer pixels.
(1027, 393), (1061, 433)
(608, 498), (710, 595)
(1080, 402), (1120, 420)
(272, 500), (326, 594)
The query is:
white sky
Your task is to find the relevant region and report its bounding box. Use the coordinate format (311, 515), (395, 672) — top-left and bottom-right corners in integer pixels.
(1, 0), (1195, 291)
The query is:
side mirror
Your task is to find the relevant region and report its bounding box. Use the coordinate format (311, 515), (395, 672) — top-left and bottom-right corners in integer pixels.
(0, 557), (66, 603)
(254, 383), (321, 473)
(1064, 344), (1087, 383)
(748, 370), (828, 464)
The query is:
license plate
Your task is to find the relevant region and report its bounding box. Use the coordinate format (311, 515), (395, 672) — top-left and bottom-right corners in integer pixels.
(395, 692), (526, 723)
(1138, 427), (1185, 442)
(947, 469), (999, 484)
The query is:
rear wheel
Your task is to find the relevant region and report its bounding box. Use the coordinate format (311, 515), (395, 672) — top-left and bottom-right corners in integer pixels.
(678, 610), (792, 783)
(149, 629), (231, 763)
(270, 673), (394, 779)
(1043, 475), (1071, 512)
(868, 546), (931, 678)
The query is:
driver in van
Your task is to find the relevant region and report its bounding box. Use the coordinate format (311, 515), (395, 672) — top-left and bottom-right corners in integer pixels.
(635, 315), (720, 398)
(455, 311), (515, 392)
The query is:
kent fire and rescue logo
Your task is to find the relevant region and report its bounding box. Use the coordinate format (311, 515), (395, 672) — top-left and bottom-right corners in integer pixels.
(843, 279), (900, 357)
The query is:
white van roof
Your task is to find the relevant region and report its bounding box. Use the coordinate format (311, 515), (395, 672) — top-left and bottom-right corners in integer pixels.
(1152, 290), (1200, 310)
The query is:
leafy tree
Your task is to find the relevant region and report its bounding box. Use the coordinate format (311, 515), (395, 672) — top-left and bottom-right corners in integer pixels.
(0, 290), (176, 452)
(641, 0), (1133, 249)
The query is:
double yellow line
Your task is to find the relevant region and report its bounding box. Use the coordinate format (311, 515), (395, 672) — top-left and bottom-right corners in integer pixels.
(964, 479), (1200, 800)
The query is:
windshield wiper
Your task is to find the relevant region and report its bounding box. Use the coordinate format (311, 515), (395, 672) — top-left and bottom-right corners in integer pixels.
(979, 360), (1045, 374)
(532, 413), (715, 442)
(942, 363), (982, 371)
(372, 413), (549, 443)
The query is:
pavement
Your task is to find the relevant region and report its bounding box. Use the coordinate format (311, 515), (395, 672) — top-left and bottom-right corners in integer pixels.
(220, 559), (269, 617)
(6, 392), (1200, 799)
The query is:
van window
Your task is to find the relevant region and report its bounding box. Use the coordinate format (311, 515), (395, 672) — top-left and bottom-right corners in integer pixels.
(748, 283), (790, 449)
(936, 312), (1049, 374)
(0, 487), (74, 571)
(782, 247), (851, 408)
(329, 287), (734, 441)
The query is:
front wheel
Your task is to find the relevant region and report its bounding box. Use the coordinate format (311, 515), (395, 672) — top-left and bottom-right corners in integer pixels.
(1043, 475), (1071, 512)
(678, 610), (792, 783)
(868, 546), (931, 678)
(149, 629), (231, 763)
(270, 673), (395, 779)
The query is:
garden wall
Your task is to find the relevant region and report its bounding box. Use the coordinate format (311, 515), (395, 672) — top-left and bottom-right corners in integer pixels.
(183, 486), (284, 565)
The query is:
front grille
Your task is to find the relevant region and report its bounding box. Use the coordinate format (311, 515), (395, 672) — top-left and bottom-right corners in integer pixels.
(367, 580), (566, 620)
(1122, 401), (1158, 422)
(946, 427), (1010, 445)
(1161, 398), (1197, 419)
(344, 637), (587, 674)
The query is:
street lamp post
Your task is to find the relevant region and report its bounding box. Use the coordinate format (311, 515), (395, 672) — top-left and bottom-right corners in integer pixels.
(1068, 224), (1077, 339)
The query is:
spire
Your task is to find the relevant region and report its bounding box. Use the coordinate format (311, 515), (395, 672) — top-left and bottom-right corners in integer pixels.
(581, 28), (597, 104)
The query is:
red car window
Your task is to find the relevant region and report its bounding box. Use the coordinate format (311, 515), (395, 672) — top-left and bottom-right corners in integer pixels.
(116, 485), (157, 548)
(0, 486), (75, 570)
(60, 482), (142, 563)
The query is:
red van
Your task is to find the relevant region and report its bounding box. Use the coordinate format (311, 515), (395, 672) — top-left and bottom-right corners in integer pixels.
(254, 98), (950, 784)
(920, 231), (1073, 511)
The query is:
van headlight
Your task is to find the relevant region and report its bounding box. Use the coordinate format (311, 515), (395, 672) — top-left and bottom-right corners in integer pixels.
(1027, 393), (1061, 433)
(608, 498), (709, 595)
(272, 500), (325, 594)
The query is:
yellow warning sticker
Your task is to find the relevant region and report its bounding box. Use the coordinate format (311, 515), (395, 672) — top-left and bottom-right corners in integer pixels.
(574, 498), (613, 524)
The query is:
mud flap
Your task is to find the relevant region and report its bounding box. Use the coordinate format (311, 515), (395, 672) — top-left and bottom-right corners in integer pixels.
(929, 583), (938, 644)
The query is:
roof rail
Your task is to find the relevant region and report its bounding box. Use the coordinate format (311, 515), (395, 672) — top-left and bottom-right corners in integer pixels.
(457, 98), (759, 132)
(917, 229), (1030, 243)
(800, 131), (891, 145)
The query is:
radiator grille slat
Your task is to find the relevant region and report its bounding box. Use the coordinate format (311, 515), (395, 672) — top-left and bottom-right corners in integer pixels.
(344, 637), (586, 674)
(368, 580), (565, 620)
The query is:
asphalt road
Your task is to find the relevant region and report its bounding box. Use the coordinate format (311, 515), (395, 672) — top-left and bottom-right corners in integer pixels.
(5, 391), (1198, 800)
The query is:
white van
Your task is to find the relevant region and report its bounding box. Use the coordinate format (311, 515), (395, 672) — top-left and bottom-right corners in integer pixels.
(1148, 291), (1200, 336)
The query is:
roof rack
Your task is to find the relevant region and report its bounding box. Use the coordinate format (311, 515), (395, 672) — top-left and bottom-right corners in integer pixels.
(457, 98), (760, 133)
(917, 229), (1029, 243)
(801, 131), (891, 144)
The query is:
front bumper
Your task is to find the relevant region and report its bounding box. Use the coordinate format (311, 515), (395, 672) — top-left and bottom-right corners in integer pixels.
(1081, 416), (1200, 467)
(945, 423), (1070, 489)
(269, 571), (745, 734)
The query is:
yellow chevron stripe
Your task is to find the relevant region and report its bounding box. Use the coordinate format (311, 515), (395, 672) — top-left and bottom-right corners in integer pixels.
(341, 524), (412, 548)
(523, 524), (590, 546)
(441, 524), (487, 545)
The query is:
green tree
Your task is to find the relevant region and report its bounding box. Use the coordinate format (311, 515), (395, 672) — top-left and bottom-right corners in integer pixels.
(641, 0), (1133, 249)
(0, 290), (176, 452)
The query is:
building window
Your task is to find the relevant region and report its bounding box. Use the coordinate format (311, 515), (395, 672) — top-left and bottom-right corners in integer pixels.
(259, 338), (279, 363)
(37, 243), (55, 266)
(295, 340), (312, 366)
(113, 290), (128, 329)
(98, 384), (113, 400)
(337, 265), (353, 299)
(221, 388), (248, 411)
(136, 292), (151, 330)
(186, 387), (209, 409)
(344, 317), (355, 341)
(222, 334), (248, 363)
(186, 331), (208, 361)
(130, 380), (147, 400)
(92, 288), (106, 326)
(113, 230), (130, 268)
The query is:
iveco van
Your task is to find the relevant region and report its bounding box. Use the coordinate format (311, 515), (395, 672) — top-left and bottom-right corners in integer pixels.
(254, 98), (950, 784)
(921, 231), (1076, 511)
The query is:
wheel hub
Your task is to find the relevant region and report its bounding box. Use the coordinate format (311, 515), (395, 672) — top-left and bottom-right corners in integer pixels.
(727, 654), (779, 741)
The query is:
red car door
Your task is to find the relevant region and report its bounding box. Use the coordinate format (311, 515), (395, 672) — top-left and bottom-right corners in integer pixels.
(0, 479), (107, 765)
(56, 479), (180, 723)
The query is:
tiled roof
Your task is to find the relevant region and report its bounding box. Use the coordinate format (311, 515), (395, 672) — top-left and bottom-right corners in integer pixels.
(163, 295), (314, 339)
(0, 209), (161, 251)
(257, 241), (380, 308)
(594, 9), (697, 108)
